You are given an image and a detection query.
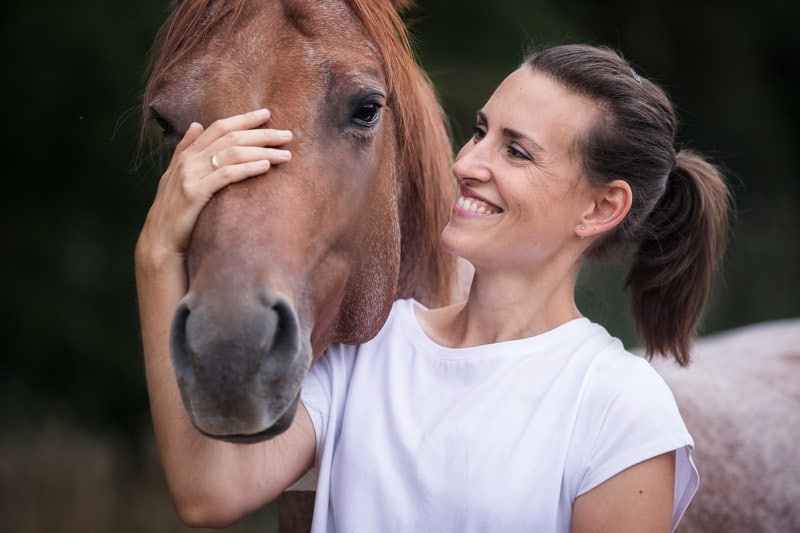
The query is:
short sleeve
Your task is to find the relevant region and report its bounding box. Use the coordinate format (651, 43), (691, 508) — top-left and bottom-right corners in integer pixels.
(571, 355), (699, 529)
(287, 343), (358, 492)
(284, 355), (332, 492)
(300, 352), (335, 453)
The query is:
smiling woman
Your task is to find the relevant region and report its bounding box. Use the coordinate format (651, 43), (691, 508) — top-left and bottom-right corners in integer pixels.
(292, 44), (729, 531)
(137, 1), (730, 525)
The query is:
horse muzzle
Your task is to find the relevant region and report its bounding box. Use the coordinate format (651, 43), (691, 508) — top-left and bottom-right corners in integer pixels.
(169, 288), (311, 442)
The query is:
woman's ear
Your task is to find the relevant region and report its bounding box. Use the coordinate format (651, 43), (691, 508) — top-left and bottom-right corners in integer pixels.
(575, 180), (632, 238)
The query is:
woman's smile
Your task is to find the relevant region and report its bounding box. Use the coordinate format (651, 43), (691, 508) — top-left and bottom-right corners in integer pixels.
(454, 186), (503, 216)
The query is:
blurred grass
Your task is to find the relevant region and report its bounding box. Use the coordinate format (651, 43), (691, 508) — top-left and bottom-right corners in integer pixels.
(0, 422), (278, 533)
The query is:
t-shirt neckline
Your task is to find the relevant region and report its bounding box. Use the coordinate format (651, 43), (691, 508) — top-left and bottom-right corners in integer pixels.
(401, 299), (592, 361)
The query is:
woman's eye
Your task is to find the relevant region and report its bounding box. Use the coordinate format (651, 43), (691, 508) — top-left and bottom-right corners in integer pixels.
(472, 125), (486, 141)
(507, 144), (532, 161)
(351, 102), (382, 127)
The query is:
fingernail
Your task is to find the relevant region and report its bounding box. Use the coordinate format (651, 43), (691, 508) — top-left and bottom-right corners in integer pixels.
(278, 130), (293, 140)
(277, 150), (292, 160)
(253, 108), (269, 118)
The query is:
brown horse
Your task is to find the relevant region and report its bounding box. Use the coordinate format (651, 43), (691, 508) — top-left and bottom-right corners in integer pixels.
(144, 0), (457, 444)
(144, 1), (463, 528)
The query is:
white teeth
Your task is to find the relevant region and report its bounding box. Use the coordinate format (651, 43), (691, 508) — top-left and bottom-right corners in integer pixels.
(457, 195), (500, 214)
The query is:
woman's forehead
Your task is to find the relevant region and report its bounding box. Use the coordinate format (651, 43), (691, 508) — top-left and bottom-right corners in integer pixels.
(484, 68), (599, 152)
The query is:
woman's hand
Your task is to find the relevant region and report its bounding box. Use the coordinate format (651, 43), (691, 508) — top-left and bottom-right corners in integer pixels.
(139, 108), (293, 261)
(135, 109), (313, 527)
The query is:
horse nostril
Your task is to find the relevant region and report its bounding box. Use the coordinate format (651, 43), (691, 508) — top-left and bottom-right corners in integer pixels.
(259, 291), (301, 370)
(169, 298), (193, 385)
(168, 290), (302, 386)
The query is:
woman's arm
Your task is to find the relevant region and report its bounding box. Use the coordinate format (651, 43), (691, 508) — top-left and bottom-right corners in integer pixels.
(136, 109), (315, 528)
(571, 451), (676, 533)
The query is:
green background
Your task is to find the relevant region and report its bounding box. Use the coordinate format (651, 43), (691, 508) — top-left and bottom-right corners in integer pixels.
(2, 0), (797, 531)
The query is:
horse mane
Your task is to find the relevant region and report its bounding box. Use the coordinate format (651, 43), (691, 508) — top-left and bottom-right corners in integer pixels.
(346, 0), (457, 307)
(144, 0), (458, 307)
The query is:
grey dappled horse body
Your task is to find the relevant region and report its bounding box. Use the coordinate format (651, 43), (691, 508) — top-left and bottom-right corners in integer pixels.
(654, 319), (800, 532)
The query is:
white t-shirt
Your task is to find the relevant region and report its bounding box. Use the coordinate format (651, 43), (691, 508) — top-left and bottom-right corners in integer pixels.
(297, 299), (698, 532)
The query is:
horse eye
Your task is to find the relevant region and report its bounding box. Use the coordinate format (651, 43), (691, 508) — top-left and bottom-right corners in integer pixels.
(148, 108), (181, 153)
(153, 113), (176, 137)
(351, 102), (382, 127)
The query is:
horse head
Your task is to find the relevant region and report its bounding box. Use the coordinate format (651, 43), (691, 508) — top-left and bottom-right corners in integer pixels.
(144, 0), (456, 442)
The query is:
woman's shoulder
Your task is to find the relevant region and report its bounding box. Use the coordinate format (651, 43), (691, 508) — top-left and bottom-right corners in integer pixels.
(571, 344), (685, 442)
(568, 324), (677, 405)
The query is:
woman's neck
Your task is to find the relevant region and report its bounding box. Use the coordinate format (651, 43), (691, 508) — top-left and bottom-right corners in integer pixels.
(418, 261), (583, 349)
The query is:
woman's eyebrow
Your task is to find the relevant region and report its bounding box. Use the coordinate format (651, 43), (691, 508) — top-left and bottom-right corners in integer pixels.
(477, 109), (546, 155)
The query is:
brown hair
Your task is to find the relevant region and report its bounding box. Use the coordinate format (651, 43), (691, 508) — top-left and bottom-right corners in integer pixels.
(526, 44), (731, 365)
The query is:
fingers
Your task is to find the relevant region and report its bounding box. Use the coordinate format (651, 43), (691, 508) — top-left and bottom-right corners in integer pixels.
(202, 158), (275, 191)
(200, 110), (293, 184)
(175, 122), (205, 156)
(184, 108), (293, 175)
(207, 145), (292, 171)
(145, 109), (293, 255)
(205, 126), (294, 160)
(170, 108), (292, 188)
(191, 108), (272, 152)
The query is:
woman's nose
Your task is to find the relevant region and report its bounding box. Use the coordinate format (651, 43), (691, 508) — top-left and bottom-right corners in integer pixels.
(453, 140), (492, 182)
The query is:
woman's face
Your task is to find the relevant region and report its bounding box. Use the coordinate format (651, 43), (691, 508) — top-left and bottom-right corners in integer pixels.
(441, 67), (601, 273)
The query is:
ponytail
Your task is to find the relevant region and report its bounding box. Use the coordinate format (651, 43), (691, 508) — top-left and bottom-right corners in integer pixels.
(526, 45), (733, 365)
(625, 150), (731, 365)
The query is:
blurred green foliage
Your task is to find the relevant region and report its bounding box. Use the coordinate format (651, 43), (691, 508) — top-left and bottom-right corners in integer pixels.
(1, 0), (797, 439)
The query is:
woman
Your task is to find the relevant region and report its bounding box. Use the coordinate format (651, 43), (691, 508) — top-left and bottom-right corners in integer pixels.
(136, 44), (729, 531)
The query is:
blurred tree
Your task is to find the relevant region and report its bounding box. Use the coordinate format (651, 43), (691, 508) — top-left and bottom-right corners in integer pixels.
(1, 0), (168, 435)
